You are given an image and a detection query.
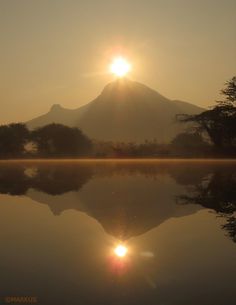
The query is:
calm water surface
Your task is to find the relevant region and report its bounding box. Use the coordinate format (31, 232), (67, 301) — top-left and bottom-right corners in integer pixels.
(0, 160), (236, 305)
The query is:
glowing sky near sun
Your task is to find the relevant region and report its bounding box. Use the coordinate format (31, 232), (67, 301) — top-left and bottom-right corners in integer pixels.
(0, 0), (235, 123)
(110, 57), (132, 77)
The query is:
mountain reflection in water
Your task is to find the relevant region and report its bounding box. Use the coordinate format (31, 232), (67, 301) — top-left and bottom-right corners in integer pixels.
(0, 160), (235, 242)
(0, 160), (236, 305)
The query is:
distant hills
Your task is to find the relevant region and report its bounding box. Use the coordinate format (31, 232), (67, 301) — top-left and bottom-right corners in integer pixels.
(27, 79), (204, 142)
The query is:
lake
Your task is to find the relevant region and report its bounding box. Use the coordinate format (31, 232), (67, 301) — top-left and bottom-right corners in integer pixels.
(0, 160), (236, 305)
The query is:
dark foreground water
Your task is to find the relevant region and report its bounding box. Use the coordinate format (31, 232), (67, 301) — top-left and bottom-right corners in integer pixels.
(0, 160), (236, 305)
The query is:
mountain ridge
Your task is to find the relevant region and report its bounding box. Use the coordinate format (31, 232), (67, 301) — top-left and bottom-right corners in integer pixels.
(27, 79), (204, 142)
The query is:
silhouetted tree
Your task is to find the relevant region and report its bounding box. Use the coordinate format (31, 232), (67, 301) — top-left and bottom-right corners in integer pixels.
(177, 169), (236, 242)
(33, 165), (92, 195)
(221, 76), (236, 105)
(177, 76), (236, 151)
(31, 123), (92, 157)
(0, 163), (93, 196)
(0, 165), (31, 195)
(110, 140), (169, 157)
(0, 123), (29, 157)
(171, 132), (209, 155)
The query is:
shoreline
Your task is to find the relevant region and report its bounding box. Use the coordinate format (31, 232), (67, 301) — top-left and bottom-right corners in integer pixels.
(1, 158), (236, 163)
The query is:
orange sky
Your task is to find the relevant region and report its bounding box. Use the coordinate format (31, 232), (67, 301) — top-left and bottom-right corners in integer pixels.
(0, 0), (236, 124)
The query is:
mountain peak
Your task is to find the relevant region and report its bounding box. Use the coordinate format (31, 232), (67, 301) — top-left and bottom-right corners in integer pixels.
(27, 80), (204, 142)
(100, 78), (168, 103)
(50, 104), (63, 112)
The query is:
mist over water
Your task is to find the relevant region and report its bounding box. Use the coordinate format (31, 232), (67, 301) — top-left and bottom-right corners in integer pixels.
(0, 160), (236, 305)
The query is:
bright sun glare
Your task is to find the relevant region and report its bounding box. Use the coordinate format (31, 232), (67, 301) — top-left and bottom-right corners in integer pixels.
(110, 57), (131, 77)
(114, 245), (128, 257)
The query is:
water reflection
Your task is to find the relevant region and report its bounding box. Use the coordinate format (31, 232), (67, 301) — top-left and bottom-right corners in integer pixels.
(114, 245), (128, 257)
(0, 161), (235, 242)
(0, 161), (236, 305)
(177, 167), (236, 242)
(0, 163), (92, 195)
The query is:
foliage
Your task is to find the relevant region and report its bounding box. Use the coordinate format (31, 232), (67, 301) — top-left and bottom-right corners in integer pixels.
(0, 164), (92, 196)
(171, 132), (209, 154)
(0, 123), (29, 157)
(220, 76), (236, 105)
(31, 123), (92, 156)
(177, 170), (236, 242)
(177, 76), (236, 151)
(93, 140), (170, 157)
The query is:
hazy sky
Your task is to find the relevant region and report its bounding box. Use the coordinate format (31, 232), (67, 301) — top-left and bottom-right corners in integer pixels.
(0, 0), (235, 124)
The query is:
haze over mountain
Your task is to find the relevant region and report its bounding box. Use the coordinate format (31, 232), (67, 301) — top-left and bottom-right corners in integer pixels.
(27, 79), (204, 142)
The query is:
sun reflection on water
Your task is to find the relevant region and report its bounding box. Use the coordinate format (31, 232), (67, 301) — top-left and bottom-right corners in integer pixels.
(108, 243), (130, 275)
(114, 245), (127, 257)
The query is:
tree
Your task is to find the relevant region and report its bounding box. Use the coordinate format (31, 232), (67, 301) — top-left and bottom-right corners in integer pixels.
(31, 123), (92, 157)
(171, 132), (208, 153)
(0, 123), (29, 157)
(177, 76), (236, 151)
(177, 169), (236, 242)
(221, 76), (236, 105)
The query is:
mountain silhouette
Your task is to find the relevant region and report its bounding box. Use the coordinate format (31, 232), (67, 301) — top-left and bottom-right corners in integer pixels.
(26, 165), (200, 240)
(27, 79), (204, 142)
(1, 161), (236, 241)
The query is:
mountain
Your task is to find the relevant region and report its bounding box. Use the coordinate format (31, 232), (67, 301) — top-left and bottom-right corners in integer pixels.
(26, 165), (201, 240)
(27, 182), (200, 240)
(27, 79), (204, 142)
(0, 161), (227, 240)
(27, 103), (90, 129)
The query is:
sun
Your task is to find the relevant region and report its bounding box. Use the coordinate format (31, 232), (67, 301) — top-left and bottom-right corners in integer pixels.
(114, 245), (128, 257)
(110, 57), (131, 77)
